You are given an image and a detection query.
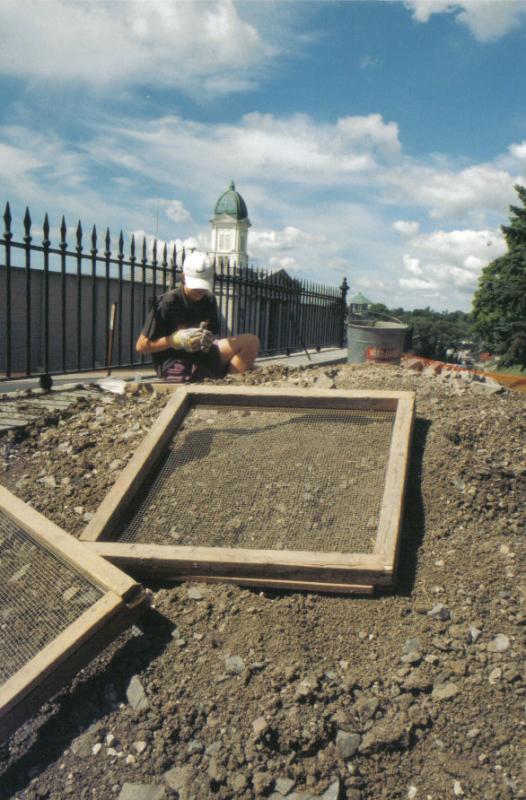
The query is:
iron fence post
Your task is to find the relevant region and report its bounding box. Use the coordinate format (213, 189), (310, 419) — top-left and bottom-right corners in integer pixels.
(340, 276), (349, 348)
(3, 203), (12, 377)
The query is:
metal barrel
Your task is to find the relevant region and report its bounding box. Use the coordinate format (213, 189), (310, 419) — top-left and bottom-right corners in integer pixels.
(347, 315), (408, 365)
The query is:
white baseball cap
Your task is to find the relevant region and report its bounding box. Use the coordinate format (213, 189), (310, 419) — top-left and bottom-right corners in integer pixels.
(183, 251), (214, 291)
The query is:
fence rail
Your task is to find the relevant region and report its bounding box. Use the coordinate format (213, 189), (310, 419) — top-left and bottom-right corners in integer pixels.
(1, 202), (349, 381)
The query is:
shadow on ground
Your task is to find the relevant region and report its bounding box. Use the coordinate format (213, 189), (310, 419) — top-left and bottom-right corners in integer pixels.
(0, 608), (174, 800)
(396, 415), (430, 596)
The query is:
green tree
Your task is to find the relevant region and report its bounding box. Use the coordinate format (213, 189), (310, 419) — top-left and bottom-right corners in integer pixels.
(473, 184), (526, 369)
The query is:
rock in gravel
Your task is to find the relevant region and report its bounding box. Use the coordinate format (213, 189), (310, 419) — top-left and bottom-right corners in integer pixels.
(359, 718), (410, 754)
(401, 671), (433, 693)
(275, 777), (296, 796)
(126, 675), (149, 711)
(253, 716), (269, 737)
(322, 778), (342, 800)
(403, 637), (422, 654)
(187, 586), (204, 600)
(230, 772), (248, 792)
(225, 655), (246, 674)
(253, 771), (272, 794)
(336, 730), (362, 759)
(164, 766), (192, 792)
(70, 731), (95, 758)
(487, 634), (510, 653)
(432, 682), (460, 700)
(118, 784), (165, 800)
(429, 603), (451, 621)
(468, 625), (482, 644)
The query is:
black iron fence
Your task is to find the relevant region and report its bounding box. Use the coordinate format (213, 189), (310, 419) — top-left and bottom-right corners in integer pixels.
(1, 202), (349, 381)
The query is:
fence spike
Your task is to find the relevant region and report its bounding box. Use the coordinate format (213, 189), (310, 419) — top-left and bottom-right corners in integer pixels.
(3, 201), (12, 232)
(23, 207), (32, 237)
(91, 224), (97, 250)
(152, 237), (157, 262)
(130, 233), (136, 259)
(181, 246), (186, 265)
(142, 236), (147, 260)
(43, 213), (50, 244)
(162, 241), (167, 265)
(171, 241), (177, 267)
(105, 227), (111, 254)
(60, 215), (67, 244)
(119, 230), (124, 256)
(76, 220), (83, 247)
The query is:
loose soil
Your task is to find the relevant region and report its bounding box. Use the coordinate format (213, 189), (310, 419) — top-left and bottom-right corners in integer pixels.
(0, 361), (525, 800)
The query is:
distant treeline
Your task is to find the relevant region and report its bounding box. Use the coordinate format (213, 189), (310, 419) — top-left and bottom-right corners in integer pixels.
(368, 304), (475, 362)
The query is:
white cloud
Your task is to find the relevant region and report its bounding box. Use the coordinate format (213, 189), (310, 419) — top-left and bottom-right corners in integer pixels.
(337, 114), (401, 155)
(393, 220), (420, 236)
(360, 55), (381, 70)
(400, 277), (440, 291)
(397, 227), (506, 299)
(0, 0), (274, 93)
(405, 1), (454, 23)
(386, 163), (521, 221)
(88, 111), (401, 196)
(165, 200), (191, 224)
(405, 1), (526, 41)
(403, 255), (423, 275)
(509, 141), (526, 162)
(249, 226), (326, 253)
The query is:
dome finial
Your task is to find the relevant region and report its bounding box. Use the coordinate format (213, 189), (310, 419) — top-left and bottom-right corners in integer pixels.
(229, 179), (235, 190)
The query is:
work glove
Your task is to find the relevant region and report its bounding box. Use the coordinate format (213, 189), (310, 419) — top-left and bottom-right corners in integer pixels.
(199, 327), (214, 353)
(171, 328), (203, 353)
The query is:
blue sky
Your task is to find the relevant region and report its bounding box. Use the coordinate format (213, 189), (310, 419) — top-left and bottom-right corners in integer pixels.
(1, 1), (526, 312)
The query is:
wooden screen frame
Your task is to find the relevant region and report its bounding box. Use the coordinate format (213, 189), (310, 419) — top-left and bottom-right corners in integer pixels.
(0, 486), (149, 743)
(81, 386), (415, 594)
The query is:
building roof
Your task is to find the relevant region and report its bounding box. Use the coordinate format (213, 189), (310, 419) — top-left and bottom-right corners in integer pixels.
(349, 292), (372, 305)
(213, 180), (249, 220)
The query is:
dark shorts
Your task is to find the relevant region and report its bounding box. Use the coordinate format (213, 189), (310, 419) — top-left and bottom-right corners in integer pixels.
(161, 344), (228, 383)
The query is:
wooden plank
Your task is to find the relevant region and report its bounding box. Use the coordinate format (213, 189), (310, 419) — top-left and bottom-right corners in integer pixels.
(0, 592), (122, 718)
(374, 394), (415, 571)
(0, 486), (144, 602)
(0, 593), (140, 744)
(88, 542), (391, 586)
(81, 390), (190, 542)
(153, 384), (413, 411)
(167, 574), (374, 595)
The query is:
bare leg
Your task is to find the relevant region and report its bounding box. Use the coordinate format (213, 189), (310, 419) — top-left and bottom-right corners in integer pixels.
(217, 334), (260, 374)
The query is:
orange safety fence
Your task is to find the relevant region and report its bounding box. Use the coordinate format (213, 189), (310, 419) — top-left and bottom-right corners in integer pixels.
(401, 355), (526, 394)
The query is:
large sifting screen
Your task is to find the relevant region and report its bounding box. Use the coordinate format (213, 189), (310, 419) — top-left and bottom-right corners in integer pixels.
(0, 511), (103, 683)
(118, 405), (396, 553)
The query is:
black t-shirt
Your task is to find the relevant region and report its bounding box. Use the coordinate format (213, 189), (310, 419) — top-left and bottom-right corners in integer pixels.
(141, 287), (220, 375)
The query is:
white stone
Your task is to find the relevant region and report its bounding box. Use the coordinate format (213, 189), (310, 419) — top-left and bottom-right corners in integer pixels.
(487, 634), (510, 653)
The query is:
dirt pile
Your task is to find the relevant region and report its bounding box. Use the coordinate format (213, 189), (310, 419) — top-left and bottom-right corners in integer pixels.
(0, 362), (525, 800)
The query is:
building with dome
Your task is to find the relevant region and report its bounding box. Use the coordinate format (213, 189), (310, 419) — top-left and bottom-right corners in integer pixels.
(209, 180), (251, 268)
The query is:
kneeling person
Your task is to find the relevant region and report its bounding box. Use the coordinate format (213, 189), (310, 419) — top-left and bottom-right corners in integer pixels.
(135, 252), (259, 382)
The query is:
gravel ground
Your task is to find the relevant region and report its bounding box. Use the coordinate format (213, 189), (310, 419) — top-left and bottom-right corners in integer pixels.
(0, 361), (525, 800)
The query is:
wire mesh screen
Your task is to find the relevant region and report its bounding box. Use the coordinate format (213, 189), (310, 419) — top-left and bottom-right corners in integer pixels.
(0, 512), (103, 683)
(118, 405), (396, 554)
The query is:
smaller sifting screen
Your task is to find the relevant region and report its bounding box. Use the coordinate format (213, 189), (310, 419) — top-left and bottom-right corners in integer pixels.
(118, 405), (395, 554)
(0, 512), (103, 683)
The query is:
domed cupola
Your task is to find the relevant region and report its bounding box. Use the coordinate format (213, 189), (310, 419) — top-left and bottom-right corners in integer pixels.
(210, 180), (251, 268)
(214, 180), (249, 220)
